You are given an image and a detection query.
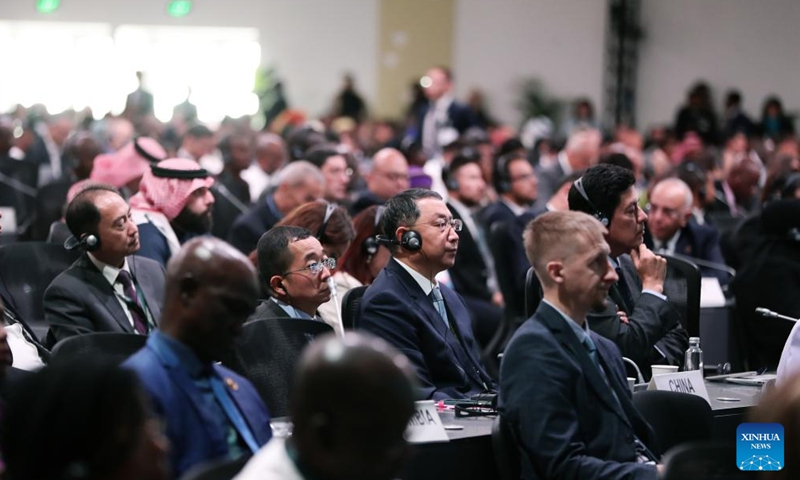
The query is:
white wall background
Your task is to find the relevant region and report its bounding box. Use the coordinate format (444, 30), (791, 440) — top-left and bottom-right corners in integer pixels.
(0, 0), (378, 118)
(637, 0), (800, 131)
(453, 0), (608, 127)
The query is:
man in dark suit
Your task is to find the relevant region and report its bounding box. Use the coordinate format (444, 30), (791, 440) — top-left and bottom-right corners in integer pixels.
(644, 178), (727, 280)
(444, 153), (502, 347)
(501, 211), (660, 480)
(249, 226), (333, 322)
(479, 152), (541, 318)
(415, 66), (477, 159)
(124, 237), (271, 478)
(228, 161), (324, 255)
(359, 189), (495, 400)
(569, 164), (688, 377)
(44, 185), (165, 347)
(123, 71), (154, 121)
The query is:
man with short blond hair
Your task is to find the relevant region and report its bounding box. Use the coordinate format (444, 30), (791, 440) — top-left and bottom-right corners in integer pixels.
(501, 211), (660, 480)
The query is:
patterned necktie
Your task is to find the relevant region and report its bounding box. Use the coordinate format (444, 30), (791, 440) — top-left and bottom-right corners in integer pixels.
(116, 270), (148, 335)
(429, 286), (450, 329)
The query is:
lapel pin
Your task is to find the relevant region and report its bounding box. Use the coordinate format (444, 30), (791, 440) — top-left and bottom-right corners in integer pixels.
(225, 377), (239, 391)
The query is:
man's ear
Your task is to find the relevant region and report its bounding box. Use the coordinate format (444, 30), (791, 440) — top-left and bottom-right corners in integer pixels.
(546, 261), (564, 284)
(269, 275), (286, 296)
(681, 210), (692, 227)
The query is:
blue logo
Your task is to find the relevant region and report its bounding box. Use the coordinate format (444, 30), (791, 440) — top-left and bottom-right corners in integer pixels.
(736, 423), (784, 471)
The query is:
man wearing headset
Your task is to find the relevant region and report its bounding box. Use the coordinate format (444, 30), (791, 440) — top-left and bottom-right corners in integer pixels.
(359, 188), (495, 400)
(44, 184), (166, 347)
(568, 164), (688, 378)
(249, 225), (334, 323)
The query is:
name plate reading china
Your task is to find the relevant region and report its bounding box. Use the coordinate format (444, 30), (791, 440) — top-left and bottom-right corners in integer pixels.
(405, 400), (450, 443)
(647, 370), (711, 404)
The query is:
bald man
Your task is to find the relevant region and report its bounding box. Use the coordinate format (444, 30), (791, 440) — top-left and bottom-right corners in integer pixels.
(235, 333), (416, 480)
(350, 148), (409, 216)
(535, 129), (602, 211)
(124, 237), (272, 478)
(644, 178), (725, 277)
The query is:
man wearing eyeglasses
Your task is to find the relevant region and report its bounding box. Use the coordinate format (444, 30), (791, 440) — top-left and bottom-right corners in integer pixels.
(644, 178), (726, 280)
(359, 189), (495, 400)
(249, 225), (334, 322)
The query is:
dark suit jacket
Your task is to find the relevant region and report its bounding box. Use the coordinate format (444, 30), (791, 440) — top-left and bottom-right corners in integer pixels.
(500, 302), (659, 480)
(124, 334), (272, 478)
(413, 100), (477, 146)
(359, 259), (494, 400)
(349, 190), (386, 217)
(644, 219), (727, 280)
(446, 202), (492, 302)
(228, 195), (282, 254)
(44, 254), (166, 347)
(588, 254), (688, 378)
(534, 160), (566, 211)
(248, 299), (291, 321)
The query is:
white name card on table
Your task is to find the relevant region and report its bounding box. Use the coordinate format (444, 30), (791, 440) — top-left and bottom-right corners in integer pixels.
(405, 400), (450, 444)
(647, 370), (711, 405)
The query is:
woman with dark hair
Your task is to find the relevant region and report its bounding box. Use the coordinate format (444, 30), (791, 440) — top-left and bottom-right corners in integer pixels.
(275, 200), (355, 335)
(0, 360), (169, 480)
(760, 96), (795, 142)
(316, 206), (391, 326)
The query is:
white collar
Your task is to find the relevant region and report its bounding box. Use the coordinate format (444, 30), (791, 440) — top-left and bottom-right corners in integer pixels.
(394, 258), (436, 296)
(558, 151), (573, 175)
(653, 229), (681, 254)
(87, 252), (131, 287)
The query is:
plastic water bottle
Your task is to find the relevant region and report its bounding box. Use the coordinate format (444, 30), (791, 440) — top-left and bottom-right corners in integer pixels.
(684, 337), (704, 374)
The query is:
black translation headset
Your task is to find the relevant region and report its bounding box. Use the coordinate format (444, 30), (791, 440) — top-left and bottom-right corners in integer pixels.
(316, 201), (337, 243)
(573, 176), (610, 227)
(442, 164), (460, 191)
(363, 206), (386, 257)
(80, 232), (101, 251)
(493, 153), (514, 194)
(375, 205), (423, 253)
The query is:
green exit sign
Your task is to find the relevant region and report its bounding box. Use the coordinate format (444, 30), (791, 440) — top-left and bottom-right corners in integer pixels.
(167, 0), (192, 18)
(36, 0), (60, 14)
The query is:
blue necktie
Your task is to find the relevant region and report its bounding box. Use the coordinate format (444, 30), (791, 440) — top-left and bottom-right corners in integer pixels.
(582, 334), (601, 369)
(430, 286), (450, 329)
(208, 371), (260, 454)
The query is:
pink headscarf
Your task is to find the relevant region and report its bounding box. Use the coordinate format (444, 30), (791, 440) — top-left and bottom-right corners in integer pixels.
(129, 158), (215, 221)
(89, 137), (167, 188)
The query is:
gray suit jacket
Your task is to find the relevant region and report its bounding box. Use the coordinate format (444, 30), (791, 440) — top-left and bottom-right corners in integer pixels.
(44, 253), (166, 347)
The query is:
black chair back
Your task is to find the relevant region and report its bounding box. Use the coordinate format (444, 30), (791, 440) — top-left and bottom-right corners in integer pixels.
(633, 390), (712, 454)
(342, 285), (368, 330)
(50, 332), (147, 365)
(0, 242), (80, 341)
(661, 440), (747, 480)
(491, 414), (521, 480)
(221, 317), (334, 417)
(487, 220), (526, 319)
(179, 454), (251, 480)
(661, 253), (702, 337)
(524, 267), (542, 319)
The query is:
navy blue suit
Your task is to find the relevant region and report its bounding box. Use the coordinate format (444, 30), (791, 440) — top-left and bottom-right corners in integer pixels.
(359, 259), (494, 400)
(124, 334), (272, 478)
(500, 302), (659, 480)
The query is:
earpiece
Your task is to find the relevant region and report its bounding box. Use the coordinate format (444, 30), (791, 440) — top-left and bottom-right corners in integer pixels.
(400, 230), (422, 251)
(363, 236), (379, 256)
(81, 233), (100, 251)
(573, 177), (609, 227)
(442, 165), (459, 191)
(493, 154), (513, 193)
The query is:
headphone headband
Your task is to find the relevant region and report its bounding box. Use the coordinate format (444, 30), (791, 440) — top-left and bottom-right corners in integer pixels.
(316, 202), (337, 242)
(573, 176), (609, 227)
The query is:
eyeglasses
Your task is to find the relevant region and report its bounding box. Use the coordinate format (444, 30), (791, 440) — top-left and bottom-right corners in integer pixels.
(419, 218), (463, 233)
(283, 257), (336, 277)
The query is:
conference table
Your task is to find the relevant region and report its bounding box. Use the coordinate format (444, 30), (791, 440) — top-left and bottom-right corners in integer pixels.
(401, 380), (763, 480)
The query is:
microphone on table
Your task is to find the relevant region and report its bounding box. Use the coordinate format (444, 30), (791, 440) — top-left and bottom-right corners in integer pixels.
(756, 307), (800, 323)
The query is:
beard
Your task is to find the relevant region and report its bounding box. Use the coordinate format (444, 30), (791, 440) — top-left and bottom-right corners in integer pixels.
(172, 207), (213, 234)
